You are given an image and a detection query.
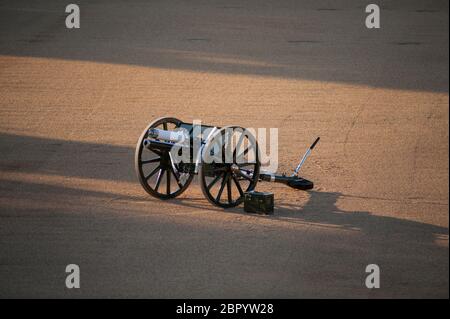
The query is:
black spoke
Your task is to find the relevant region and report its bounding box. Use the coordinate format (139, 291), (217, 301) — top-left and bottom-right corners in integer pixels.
(171, 169), (183, 189)
(155, 169), (163, 191)
(144, 147), (162, 156)
(141, 157), (160, 165)
(216, 172), (229, 202)
(232, 175), (244, 196)
(227, 176), (232, 204)
(208, 173), (223, 190)
(163, 122), (168, 130)
(166, 168), (171, 194)
(241, 145), (253, 157)
(145, 165), (161, 181)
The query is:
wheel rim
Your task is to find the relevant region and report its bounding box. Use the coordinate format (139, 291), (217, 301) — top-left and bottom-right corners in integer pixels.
(200, 126), (260, 208)
(135, 117), (194, 199)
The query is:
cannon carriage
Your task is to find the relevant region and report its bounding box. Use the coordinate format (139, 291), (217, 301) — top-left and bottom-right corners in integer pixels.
(135, 116), (318, 208)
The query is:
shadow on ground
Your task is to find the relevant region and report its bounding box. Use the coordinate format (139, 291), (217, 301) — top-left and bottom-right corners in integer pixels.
(0, 0), (448, 92)
(1, 132), (448, 297)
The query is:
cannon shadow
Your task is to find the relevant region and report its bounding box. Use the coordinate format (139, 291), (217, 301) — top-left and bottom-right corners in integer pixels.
(0, 132), (448, 297)
(0, 177), (448, 297)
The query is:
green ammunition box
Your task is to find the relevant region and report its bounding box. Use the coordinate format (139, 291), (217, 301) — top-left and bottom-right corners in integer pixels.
(244, 191), (274, 215)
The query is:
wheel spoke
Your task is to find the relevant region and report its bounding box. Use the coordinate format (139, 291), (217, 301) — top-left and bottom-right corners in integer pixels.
(208, 173), (223, 190)
(240, 145), (253, 157)
(145, 165), (161, 181)
(155, 169), (163, 191)
(144, 146), (162, 156)
(227, 176), (232, 204)
(167, 152), (184, 189)
(166, 168), (171, 194)
(216, 172), (229, 202)
(141, 157), (160, 165)
(163, 122), (168, 130)
(171, 168), (183, 189)
(232, 175), (244, 196)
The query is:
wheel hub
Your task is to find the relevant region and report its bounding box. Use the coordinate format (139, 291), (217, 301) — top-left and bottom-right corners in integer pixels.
(230, 164), (239, 173)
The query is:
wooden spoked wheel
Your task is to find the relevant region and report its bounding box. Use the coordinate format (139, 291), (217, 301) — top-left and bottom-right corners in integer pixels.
(135, 117), (194, 199)
(199, 126), (260, 208)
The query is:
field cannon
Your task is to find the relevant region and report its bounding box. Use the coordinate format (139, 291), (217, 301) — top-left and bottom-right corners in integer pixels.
(135, 117), (319, 208)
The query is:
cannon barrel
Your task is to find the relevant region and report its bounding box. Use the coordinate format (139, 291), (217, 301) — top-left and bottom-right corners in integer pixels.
(148, 128), (188, 143)
(143, 138), (190, 152)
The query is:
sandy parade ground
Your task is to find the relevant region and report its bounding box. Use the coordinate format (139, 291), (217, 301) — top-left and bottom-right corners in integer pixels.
(0, 0), (448, 298)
